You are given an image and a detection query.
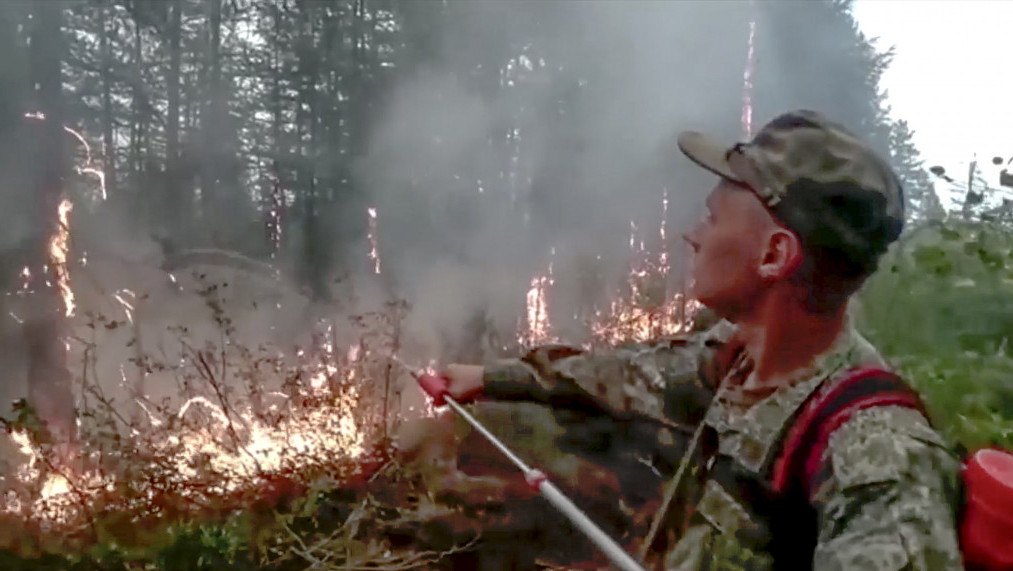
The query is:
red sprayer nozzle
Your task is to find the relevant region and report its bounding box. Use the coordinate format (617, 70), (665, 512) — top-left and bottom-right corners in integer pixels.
(416, 374), (449, 407)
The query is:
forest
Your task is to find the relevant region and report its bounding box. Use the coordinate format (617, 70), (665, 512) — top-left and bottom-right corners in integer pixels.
(0, 0), (1009, 569)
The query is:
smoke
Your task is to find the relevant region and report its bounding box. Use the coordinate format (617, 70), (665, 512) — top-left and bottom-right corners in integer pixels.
(752, 1), (889, 156)
(0, 0), (895, 416)
(356, 1), (753, 354)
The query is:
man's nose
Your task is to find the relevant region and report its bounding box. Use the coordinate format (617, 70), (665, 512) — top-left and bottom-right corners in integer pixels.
(682, 231), (699, 252)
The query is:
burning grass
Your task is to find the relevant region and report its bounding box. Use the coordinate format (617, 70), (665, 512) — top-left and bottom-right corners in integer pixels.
(0, 289), (422, 565)
(0, 118), (705, 567)
(0, 233), (701, 567)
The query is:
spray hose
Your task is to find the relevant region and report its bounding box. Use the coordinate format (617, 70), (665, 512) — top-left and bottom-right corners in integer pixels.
(395, 357), (647, 571)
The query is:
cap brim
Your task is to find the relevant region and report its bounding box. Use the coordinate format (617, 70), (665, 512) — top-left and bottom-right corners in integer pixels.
(677, 131), (743, 184)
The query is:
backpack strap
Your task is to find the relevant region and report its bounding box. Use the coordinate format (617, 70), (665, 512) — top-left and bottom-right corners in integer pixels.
(770, 367), (929, 498)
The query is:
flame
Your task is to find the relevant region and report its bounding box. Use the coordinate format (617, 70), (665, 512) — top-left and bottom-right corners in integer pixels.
(48, 198), (74, 317)
(522, 194), (699, 346)
(39, 473), (72, 503)
(585, 191), (699, 344)
(2, 343), (370, 526)
(163, 386), (364, 488)
(367, 207), (380, 274)
(158, 338), (368, 485)
(5, 429), (102, 525)
(659, 190), (670, 274)
(524, 274), (554, 345)
(522, 248), (556, 346)
(0, 316), (385, 531)
(591, 292), (702, 344)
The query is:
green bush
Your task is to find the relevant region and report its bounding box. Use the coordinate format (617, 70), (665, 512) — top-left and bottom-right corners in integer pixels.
(858, 218), (1013, 450)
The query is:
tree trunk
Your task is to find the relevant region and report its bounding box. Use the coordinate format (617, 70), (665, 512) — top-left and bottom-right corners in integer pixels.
(295, 3), (326, 298)
(99, 3), (117, 199)
(0, 2), (30, 425)
(165, 0), (182, 235)
(129, 19), (142, 187)
(199, 0), (223, 229)
(267, 4), (284, 256)
(26, 0), (76, 465)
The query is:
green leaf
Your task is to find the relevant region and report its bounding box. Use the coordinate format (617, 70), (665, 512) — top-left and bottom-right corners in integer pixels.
(939, 226), (961, 240)
(978, 247), (1006, 270)
(913, 244), (953, 275)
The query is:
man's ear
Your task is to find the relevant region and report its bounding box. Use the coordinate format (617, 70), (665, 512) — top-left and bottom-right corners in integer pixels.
(758, 228), (803, 280)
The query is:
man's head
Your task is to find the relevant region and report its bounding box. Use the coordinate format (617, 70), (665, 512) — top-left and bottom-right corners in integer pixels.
(678, 110), (904, 319)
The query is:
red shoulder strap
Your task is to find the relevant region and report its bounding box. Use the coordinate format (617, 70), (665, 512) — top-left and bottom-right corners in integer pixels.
(770, 367), (928, 497)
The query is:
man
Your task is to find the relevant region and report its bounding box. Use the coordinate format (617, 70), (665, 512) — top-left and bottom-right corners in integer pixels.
(435, 110), (964, 569)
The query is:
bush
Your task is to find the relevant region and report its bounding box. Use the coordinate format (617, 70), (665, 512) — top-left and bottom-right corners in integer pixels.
(858, 218), (1013, 450)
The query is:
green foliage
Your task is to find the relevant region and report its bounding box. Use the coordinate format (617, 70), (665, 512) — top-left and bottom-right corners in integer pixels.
(151, 521), (258, 571)
(858, 218), (1013, 450)
(0, 517), (270, 570)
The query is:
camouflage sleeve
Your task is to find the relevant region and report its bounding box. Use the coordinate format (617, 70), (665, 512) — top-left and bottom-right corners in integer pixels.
(481, 320), (735, 428)
(812, 406), (964, 571)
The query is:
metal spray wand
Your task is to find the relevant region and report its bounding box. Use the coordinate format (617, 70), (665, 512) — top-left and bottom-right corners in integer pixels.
(389, 355), (647, 571)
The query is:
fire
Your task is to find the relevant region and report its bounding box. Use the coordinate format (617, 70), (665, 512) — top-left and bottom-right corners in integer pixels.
(2, 342), (370, 527)
(367, 207), (381, 274)
(22, 109), (110, 319)
(153, 342), (368, 492)
(591, 292), (702, 344)
(524, 274), (554, 345)
(149, 325), (369, 490)
(0, 123), (412, 542)
(522, 194), (700, 346)
(522, 248), (556, 346)
(659, 190), (670, 274)
(163, 387), (364, 489)
(586, 191), (699, 344)
(0, 107), (703, 545)
(4, 429), (102, 525)
(48, 198), (74, 317)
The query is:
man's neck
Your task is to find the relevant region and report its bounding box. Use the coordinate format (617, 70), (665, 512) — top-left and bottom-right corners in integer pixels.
(735, 292), (848, 390)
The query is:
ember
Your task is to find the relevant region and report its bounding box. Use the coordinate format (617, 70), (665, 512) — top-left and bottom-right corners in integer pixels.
(368, 207), (381, 274)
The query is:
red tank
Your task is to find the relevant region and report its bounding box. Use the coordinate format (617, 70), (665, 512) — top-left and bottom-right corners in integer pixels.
(962, 448), (1013, 570)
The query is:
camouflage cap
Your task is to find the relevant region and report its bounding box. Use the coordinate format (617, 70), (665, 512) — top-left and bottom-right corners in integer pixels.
(677, 110), (905, 248)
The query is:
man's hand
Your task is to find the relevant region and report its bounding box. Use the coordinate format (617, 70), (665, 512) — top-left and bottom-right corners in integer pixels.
(417, 363), (485, 406)
(441, 363), (485, 402)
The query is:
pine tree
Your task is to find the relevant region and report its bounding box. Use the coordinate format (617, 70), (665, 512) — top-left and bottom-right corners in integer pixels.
(753, 0), (887, 149)
(752, 0), (943, 224)
(24, 0), (78, 463)
(887, 118), (945, 221)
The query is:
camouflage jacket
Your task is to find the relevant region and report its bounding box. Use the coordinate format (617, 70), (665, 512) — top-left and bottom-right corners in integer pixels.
(481, 320), (964, 570)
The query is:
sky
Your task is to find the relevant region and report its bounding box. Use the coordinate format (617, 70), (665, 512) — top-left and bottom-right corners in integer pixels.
(852, 0), (1013, 205)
